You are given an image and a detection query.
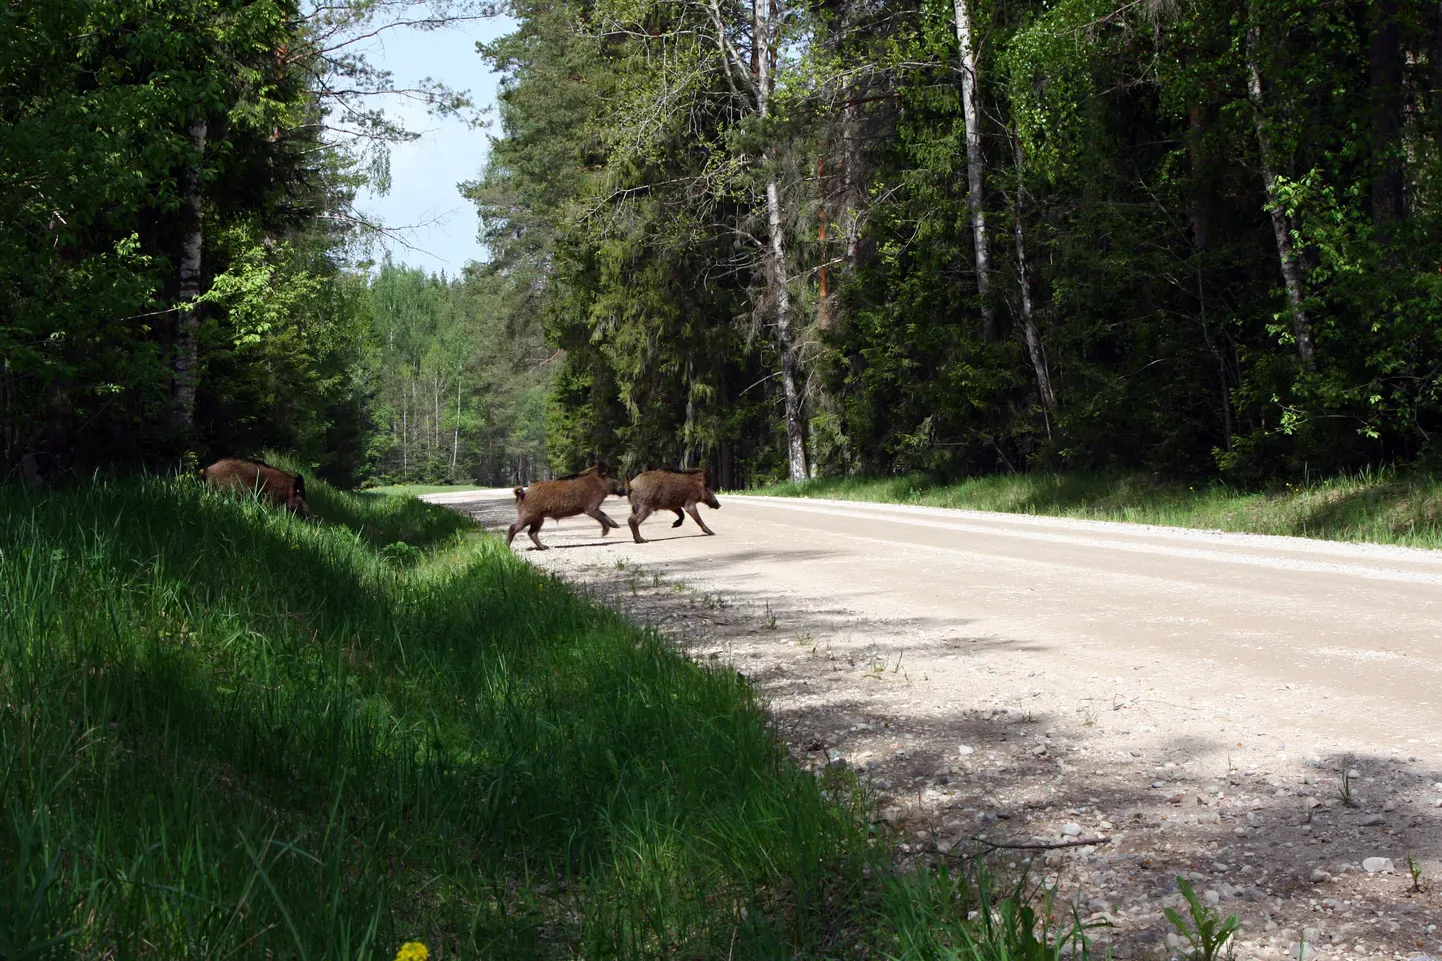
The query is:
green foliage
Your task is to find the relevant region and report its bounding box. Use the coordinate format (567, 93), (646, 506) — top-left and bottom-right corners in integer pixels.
(0, 0), (342, 470)
(355, 263), (552, 486)
(0, 475), (867, 956)
(883, 858), (1096, 961)
(0, 474), (1103, 957)
(1163, 878), (1240, 961)
(472, 0), (1442, 487)
(0, 1), (484, 485)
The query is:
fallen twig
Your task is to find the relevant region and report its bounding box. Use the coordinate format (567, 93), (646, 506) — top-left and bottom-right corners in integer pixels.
(953, 835), (1113, 854)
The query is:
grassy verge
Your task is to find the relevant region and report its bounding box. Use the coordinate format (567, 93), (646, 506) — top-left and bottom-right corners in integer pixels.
(362, 483), (487, 497)
(0, 473), (1087, 959)
(749, 468), (1442, 549)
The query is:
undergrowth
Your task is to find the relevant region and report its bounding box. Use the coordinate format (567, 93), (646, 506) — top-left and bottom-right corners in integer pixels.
(0, 474), (1084, 959)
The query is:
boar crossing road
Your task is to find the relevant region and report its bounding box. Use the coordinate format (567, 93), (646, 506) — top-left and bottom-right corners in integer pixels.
(507, 464), (628, 550)
(426, 487), (1442, 757)
(625, 468), (721, 543)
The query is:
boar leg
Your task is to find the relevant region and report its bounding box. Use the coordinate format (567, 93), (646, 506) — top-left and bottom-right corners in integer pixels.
(507, 520), (525, 546)
(628, 505), (653, 544)
(527, 521), (547, 550)
(670, 509), (685, 528)
(685, 505), (716, 536)
(586, 507), (620, 536)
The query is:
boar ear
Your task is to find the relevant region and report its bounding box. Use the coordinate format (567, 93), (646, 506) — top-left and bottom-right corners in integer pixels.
(595, 461), (609, 476)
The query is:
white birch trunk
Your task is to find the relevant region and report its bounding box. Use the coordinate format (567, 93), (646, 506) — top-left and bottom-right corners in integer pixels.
(953, 0), (995, 340)
(1246, 26), (1316, 369)
(170, 119), (208, 436)
(755, 0), (808, 481)
(451, 363), (462, 476)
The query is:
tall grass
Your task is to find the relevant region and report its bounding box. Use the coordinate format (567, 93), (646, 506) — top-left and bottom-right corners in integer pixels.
(751, 468), (1442, 549)
(1, 475), (894, 958)
(0, 474), (1091, 958)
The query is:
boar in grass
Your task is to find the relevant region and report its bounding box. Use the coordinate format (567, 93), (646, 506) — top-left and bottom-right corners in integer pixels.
(508, 463), (627, 550)
(626, 468), (721, 543)
(200, 458), (312, 518)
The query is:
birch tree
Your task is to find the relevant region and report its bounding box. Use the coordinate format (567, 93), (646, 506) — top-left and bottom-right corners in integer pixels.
(953, 0), (996, 340)
(1245, 23), (1316, 369)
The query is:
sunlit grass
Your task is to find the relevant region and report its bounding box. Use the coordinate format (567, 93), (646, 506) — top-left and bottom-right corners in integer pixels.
(0, 476), (863, 957)
(361, 483), (488, 496)
(750, 467), (1442, 549)
(0, 473), (1094, 958)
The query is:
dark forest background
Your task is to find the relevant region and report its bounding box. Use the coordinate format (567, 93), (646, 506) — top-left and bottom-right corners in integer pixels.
(5, 0), (1440, 490)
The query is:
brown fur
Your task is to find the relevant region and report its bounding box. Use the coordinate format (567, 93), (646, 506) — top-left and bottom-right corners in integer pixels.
(508, 463), (627, 550)
(200, 458), (312, 518)
(625, 467), (721, 543)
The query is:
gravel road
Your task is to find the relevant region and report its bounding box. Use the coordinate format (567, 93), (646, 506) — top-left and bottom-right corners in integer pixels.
(426, 488), (1442, 960)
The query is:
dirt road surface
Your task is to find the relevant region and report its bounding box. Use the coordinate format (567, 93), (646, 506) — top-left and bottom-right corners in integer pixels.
(426, 489), (1442, 959)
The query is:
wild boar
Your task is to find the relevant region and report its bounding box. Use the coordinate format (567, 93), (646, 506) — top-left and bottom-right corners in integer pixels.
(626, 468), (721, 543)
(200, 458), (312, 518)
(508, 463), (627, 550)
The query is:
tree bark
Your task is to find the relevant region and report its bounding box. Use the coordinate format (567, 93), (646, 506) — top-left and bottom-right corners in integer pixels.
(953, 0), (996, 340)
(1009, 134), (1056, 426)
(767, 175), (809, 481)
(817, 152), (831, 330)
(841, 76), (863, 267)
(1367, 0), (1404, 236)
(169, 118), (208, 439)
(755, 0), (808, 482)
(485, 398), (494, 484)
(1245, 27), (1316, 370)
(451, 363), (462, 476)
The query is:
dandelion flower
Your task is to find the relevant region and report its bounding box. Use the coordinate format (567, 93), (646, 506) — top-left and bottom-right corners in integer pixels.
(395, 942), (429, 961)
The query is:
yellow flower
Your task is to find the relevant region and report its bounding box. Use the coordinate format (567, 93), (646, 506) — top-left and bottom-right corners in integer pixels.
(395, 942), (429, 961)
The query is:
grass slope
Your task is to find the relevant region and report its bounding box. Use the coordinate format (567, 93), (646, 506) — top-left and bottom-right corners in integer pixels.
(0, 474), (1082, 959)
(750, 469), (1442, 549)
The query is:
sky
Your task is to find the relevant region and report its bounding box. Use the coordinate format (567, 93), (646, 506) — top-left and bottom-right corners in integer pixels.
(351, 14), (516, 277)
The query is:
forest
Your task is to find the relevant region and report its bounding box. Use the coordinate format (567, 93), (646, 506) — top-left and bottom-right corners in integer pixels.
(2, 2), (1439, 955)
(475, 0), (1442, 488)
(0, 0), (548, 488)
(3, 0), (1441, 489)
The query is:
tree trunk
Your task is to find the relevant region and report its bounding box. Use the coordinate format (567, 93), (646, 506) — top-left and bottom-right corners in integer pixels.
(767, 175), (809, 482)
(817, 152), (831, 330)
(953, 0), (995, 340)
(1367, 0), (1404, 236)
(1195, 264), (1233, 452)
(451, 363), (462, 476)
(841, 81), (859, 266)
(1245, 26), (1316, 369)
(1009, 134), (1056, 426)
(755, 0), (808, 482)
(169, 118), (208, 440)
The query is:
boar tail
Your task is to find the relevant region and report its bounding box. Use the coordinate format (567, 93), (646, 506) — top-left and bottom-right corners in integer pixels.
(513, 486), (526, 502)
